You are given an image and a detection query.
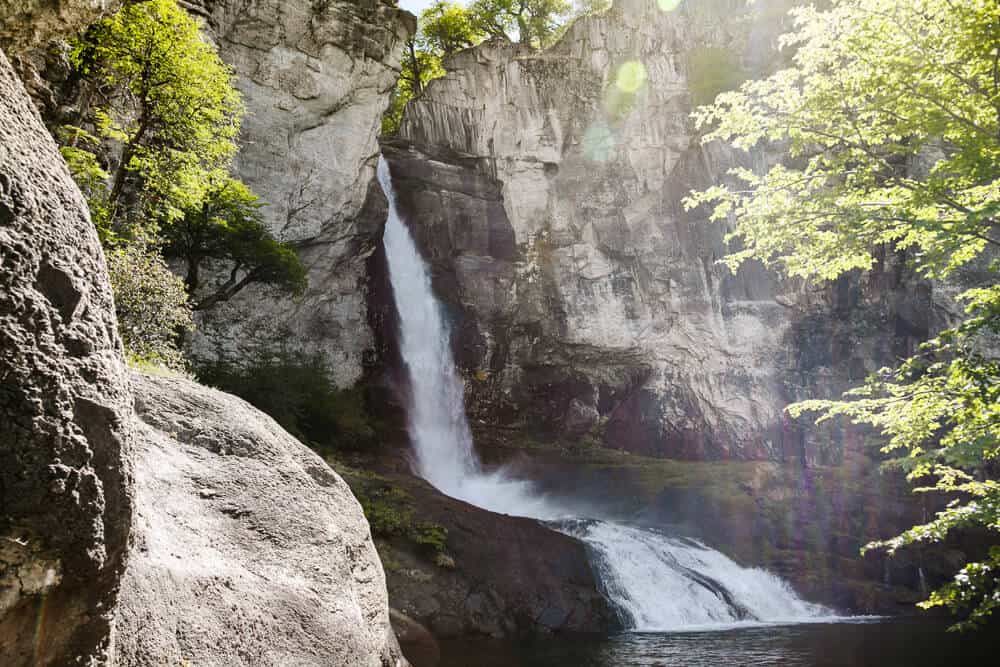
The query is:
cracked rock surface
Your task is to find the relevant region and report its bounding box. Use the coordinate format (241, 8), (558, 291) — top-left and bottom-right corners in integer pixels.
(188, 0), (414, 387)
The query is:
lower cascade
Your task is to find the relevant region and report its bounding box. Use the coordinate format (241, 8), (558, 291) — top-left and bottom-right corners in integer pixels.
(377, 156), (831, 632)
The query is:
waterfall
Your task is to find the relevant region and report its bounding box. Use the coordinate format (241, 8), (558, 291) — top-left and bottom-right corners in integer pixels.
(377, 156), (832, 631)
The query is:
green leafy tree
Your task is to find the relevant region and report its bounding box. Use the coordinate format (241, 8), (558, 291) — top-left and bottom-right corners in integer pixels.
(685, 0), (1000, 629)
(58, 125), (114, 241)
(69, 0), (242, 228)
(469, 0), (571, 48)
(422, 1), (483, 55)
(382, 2), (476, 135)
(161, 174), (307, 311)
(106, 244), (194, 370)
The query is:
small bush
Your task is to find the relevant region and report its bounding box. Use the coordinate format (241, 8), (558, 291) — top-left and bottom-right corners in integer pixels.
(198, 351), (382, 452)
(106, 244), (193, 369)
(410, 522), (449, 554)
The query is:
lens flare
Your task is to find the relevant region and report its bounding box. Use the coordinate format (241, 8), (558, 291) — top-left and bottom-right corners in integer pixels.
(658, 0), (682, 11)
(615, 60), (648, 94)
(582, 122), (616, 162)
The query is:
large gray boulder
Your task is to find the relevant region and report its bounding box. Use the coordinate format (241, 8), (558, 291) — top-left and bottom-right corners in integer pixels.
(115, 372), (405, 667)
(0, 45), (132, 666)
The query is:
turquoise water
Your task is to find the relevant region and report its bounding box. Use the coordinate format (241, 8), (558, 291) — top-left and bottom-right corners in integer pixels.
(422, 618), (996, 666)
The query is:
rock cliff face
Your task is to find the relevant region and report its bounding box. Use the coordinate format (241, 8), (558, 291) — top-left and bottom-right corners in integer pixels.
(189, 0), (414, 387)
(381, 0), (953, 461)
(115, 372), (405, 666)
(0, 25), (132, 666)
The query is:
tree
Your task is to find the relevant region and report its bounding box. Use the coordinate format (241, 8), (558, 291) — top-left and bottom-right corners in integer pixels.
(68, 0), (242, 228)
(469, 0), (571, 48)
(161, 174), (307, 311)
(381, 2), (477, 135)
(422, 1), (482, 55)
(685, 0), (1000, 629)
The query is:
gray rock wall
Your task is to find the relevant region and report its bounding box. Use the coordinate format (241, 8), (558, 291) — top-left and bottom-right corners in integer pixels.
(0, 43), (132, 666)
(382, 0), (952, 461)
(190, 0), (415, 387)
(0, 0), (117, 50)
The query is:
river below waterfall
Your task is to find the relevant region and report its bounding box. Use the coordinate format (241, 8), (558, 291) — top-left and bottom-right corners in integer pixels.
(420, 618), (993, 667)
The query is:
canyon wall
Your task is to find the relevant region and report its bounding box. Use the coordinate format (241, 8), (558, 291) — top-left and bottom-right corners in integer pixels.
(0, 3), (132, 663)
(189, 0), (414, 386)
(381, 0), (958, 461)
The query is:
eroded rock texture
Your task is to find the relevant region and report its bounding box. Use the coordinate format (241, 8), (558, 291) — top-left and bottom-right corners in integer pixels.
(188, 0), (415, 386)
(115, 372), (405, 667)
(0, 0), (117, 50)
(0, 47), (132, 666)
(382, 0), (957, 461)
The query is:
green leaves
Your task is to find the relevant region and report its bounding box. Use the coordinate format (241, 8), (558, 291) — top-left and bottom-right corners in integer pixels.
(105, 243), (193, 370)
(161, 173), (307, 310)
(70, 0), (242, 227)
(687, 0), (1000, 282)
(688, 0), (1000, 629)
(382, 2), (478, 135)
(469, 0), (571, 47)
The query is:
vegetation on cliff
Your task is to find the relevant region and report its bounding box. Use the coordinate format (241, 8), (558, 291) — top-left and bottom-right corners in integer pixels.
(687, 0), (1000, 629)
(59, 0), (305, 368)
(198, 348), (386, 452)
(382, 0), (607, 134)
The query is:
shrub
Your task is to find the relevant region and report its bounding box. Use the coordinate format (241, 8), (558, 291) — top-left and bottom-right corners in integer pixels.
(105, 244), (193, 369)
(198, 350), (382, 452)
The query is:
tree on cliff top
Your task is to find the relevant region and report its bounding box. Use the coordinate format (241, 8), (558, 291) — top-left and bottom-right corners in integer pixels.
(382, 1), (481, 134)
(469, 0), (572, 48)
(381, 0), (586, 135)
(686, 0), (1000, 629)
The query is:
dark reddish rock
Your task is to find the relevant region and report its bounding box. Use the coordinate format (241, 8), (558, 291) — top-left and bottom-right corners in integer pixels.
(344, 468), (614, 640)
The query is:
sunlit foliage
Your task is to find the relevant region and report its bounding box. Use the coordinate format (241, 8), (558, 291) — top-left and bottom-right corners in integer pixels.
(469, 0), (571, 47)
(69, 0), (242, 229)
(59, 0), (306, 368)
(382, 1), (477, 135)
(686, 0), (1000, 630)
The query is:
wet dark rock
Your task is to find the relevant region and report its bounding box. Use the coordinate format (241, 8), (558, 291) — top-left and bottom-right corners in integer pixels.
(342, 468), (614, 640)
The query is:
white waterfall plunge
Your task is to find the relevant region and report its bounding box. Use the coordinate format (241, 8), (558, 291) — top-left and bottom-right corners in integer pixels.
(377, 156), (832, 631)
